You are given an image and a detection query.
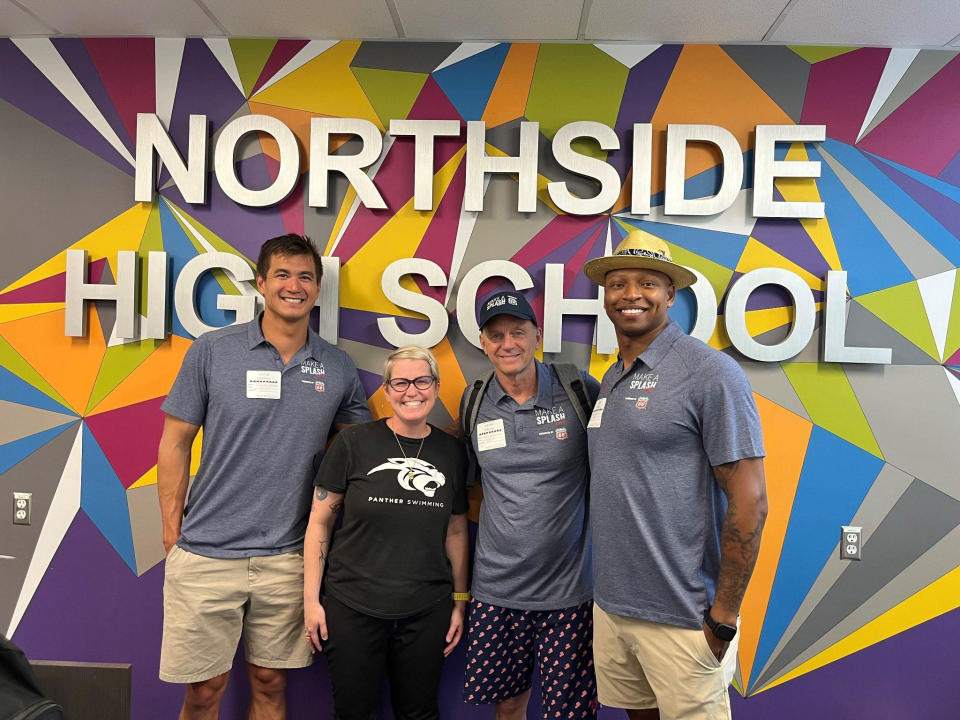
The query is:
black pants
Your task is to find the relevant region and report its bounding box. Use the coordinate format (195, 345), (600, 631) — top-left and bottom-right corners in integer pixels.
(323, 593), (451, 720)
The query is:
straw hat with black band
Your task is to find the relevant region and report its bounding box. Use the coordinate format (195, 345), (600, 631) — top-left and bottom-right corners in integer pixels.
(583, 229), (697, 289)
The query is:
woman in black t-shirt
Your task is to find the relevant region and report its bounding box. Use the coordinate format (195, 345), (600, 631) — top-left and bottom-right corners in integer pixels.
(304, 344), (469, 720)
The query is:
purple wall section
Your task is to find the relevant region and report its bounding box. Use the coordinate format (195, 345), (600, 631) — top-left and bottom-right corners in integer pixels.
(13, 512), (181, 717)
(731, 605), (959, 720)
(13, 511), (959, 718)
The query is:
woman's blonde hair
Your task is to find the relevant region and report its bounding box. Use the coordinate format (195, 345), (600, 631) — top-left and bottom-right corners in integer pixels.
(383, 345), (440, 384)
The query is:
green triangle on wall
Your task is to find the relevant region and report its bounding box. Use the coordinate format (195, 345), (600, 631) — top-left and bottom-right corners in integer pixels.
(137, 203), (164, 317)
(782, 362), (882, 458)
(85, 340), (163, 414)
(857, 280), (940, 361)
(788, 46), (859, 64)
(230, 39), (278, 98)
(351, 67), (429, 127)
(526, 44), (629, 162)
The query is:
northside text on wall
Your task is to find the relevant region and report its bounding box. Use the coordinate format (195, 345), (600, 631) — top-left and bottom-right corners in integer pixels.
(134, 114), (827, 219)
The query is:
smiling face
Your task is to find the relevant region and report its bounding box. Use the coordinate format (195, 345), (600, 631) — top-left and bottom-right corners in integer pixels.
(480, 315), (542, 380)
(603, 268), (675, 343)
(384, 358), (438, 427)
(256, 252), (321, 324)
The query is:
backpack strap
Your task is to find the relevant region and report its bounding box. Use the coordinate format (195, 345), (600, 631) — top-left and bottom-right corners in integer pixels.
(550, 362), (594, 429)
(459, 369), (494, 488)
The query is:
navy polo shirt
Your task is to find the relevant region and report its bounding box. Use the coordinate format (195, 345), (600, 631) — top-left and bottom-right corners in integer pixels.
(161, 315), (371, 558)
(470, 360), (599, 610)
(587, 322), (764, 629)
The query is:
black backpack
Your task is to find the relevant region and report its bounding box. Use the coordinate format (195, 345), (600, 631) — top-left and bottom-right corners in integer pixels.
(458, 363), (594, 488)
(0, 636), (62, 720)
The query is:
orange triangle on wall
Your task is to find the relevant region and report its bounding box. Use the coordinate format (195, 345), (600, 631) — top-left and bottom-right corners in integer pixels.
(88, 334), (194, 416)
(650, 45), (794, 195)
(248, 102), (353, 172)
(0, 307), (106, 416)
(737, 393), (812, 690)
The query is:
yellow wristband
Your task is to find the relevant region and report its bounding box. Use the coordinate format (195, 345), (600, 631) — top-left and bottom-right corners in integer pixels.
(452, 592), (471, 602)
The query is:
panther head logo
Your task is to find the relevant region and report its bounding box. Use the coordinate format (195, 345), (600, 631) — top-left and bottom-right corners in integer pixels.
(368, 458), (446, 498)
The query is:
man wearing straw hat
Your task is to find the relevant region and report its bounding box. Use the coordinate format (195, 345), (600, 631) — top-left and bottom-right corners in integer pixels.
(582, 229), (767, 720)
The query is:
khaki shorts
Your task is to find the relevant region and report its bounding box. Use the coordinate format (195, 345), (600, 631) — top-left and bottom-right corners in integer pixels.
(159, 545), (312, 683)
(593, 604), (739, 720)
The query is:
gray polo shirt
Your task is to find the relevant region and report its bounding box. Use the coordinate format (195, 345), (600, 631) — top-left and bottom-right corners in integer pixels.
(588, 322), (764, 630)
(470, 360), (599, 610)
(161, 316), (371, 558)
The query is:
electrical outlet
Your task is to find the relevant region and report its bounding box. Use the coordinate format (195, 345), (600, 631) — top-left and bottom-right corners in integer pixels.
(13, 492), (31, 525)
(841, 525), (861, 560)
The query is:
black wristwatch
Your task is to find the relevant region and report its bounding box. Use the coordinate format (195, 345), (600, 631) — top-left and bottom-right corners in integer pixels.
(704, 607), (737, 642)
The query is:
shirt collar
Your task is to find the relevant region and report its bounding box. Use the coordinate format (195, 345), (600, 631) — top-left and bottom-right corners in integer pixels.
(246, 314), (268, 350)
(488, 360), (551, 408)
(304, 329), (327, 361)
(619, 321), (685, 372)
(488, 372), (510, 403)
(532, 360), (554, 409)
(245, 313), (324, 363)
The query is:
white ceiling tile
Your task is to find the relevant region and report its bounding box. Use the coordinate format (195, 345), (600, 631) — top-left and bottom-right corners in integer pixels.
(585, 0), (788, 43)
(201, 0), (398, 38)
(395, 0), (583, 40)
(770, 0), (960, 47)
(19, 0), (222, 36)
(7, 0), (960, 48)
(0, 0), (56, 35)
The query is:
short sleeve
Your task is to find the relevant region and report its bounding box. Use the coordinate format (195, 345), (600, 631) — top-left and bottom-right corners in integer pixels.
(697, 355), (765, 467)
(160, 338), (209, 426)
(333, 356), (373, 426)
(314, 429), (353, 493)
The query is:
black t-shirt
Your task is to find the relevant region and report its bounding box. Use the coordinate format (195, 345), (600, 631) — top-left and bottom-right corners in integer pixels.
(315, 419), (468, 619)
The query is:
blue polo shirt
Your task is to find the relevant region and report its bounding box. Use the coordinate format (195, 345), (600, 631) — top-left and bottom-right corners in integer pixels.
(161, 315), (371, 558)
(470, 360), (599, 610)
(587, 322), (764, 629)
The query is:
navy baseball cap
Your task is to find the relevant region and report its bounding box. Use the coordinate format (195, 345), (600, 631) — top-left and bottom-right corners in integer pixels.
(477, 291), (538, 330)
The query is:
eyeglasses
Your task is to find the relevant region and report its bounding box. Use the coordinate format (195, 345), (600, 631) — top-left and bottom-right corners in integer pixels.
(386, 376), (436, 392)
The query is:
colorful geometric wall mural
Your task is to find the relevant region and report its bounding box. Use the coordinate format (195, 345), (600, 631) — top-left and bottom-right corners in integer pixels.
(1, 38), (960, 719)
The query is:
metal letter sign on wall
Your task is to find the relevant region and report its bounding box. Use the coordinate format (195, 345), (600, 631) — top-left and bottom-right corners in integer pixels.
(135, 113), (827, 219)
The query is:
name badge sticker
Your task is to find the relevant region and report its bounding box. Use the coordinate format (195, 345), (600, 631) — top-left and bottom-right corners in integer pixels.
(247, 370), (282, 399)
(476, 419), (507, 451)
(587, 398), (606, 429)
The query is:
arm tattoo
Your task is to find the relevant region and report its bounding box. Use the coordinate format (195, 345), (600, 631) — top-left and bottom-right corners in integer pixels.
(712, 460), (737, 494)
(329, 501), (343, 515)
(315, 486), (328, 502)
(713, 460), (766, 612)
(317, 540), (329, 563)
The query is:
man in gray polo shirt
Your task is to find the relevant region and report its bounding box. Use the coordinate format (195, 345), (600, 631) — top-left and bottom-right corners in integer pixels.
(157, 234), (370, 720)
(461, 290), (600, 720)
(582, 229), (767, 720)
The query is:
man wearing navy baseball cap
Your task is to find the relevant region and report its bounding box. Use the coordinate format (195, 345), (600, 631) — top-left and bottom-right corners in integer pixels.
(459, 290), (600, 720)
